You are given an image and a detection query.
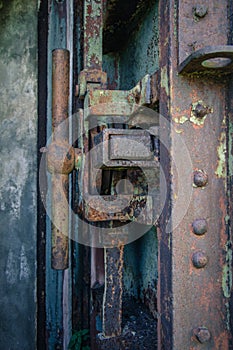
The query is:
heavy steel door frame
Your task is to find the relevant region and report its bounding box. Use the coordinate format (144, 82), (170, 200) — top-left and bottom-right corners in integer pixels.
(37, 0), (233, 349)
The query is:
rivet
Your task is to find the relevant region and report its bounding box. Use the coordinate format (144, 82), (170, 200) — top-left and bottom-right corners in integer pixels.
(193, 170), (208, 187)
(193, 5), (208, 18)
(193, 102), (211, 119)
(192, 251), (208, 268)
(193, 327), (211, 343)
(192, 219), (207, 235)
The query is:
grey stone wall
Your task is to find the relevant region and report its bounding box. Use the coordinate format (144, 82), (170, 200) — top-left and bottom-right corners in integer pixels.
(0, 1), (37, 349)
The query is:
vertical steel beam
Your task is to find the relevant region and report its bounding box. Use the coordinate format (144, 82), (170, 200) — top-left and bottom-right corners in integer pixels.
(51, 49), (70, 270)
(83, 0), (103, 70)
(158, 0), (232, 349)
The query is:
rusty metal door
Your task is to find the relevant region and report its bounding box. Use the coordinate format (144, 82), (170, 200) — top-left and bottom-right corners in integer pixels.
(38, 0), (233, 349)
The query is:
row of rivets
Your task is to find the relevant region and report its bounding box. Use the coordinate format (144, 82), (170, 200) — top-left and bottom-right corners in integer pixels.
(192, 104), (211, 343)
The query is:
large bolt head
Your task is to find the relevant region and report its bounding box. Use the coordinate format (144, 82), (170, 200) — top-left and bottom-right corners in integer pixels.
(193, 170), (208, 187)
(192, 251), (208, 268)
(192, 219), (207, 236)
(193, 327), (211, 343)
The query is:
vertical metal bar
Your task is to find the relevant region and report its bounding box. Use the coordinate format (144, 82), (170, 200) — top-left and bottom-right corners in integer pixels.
(51, 49), (70, 270)
(83, 0), (103, 70)
(103, 245), (124, 337)
(158, 0), (232, 348)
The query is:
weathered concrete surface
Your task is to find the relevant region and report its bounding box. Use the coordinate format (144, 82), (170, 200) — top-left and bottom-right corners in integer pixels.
(0, 1), (37, 349)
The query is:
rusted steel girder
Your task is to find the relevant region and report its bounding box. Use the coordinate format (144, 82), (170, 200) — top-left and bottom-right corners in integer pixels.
(158, 0), (232, 349)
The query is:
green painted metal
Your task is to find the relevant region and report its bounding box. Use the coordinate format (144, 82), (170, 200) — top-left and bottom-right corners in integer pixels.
(0, 1), (38, 349)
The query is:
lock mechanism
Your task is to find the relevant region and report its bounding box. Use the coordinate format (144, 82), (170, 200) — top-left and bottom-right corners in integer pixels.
(76, 78), (160, 228)
(46, 0), (160, 341)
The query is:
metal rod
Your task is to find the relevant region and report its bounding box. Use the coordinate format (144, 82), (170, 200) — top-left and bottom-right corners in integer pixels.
(51, 49), (70, 270)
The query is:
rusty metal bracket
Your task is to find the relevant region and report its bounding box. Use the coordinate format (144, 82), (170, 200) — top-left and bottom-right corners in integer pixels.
(178, 45), (233, 75)
(77, 68), (107, 98)
(83, 74), (156, 121)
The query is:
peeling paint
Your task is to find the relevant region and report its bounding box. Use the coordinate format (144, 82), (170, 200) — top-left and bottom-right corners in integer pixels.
(225, 302), (231, 331)
(229, 121), (233, 177)
(215, 131), (227, 178)
(160, 66), (169, 96)
(174, 115), (188, 124)
(222, 241), (232, 298)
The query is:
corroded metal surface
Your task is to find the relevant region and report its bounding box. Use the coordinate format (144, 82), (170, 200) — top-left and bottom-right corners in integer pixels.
(158, 0), (232, 348)
(47, 140), (75, 174)
(102, 245), (124, 337)
(178, 46), (233, 75)
(84, 79), (154, 120)
(78, 68), (107, 98)
(51, 49), (70, 270)
(52, 49), (70, 134)
(84, 0), (103, 70)
(79, 1), (160, 345)
(84, 194), (153, 224)
(92, 128), (159, 168)
(51, 173), (69, 269)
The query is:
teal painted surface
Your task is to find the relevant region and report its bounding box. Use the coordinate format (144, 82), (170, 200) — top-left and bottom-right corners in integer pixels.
(103, 1), (159, 91)
(0, 0), (37, 349)
(119, 1), (159, 90)
(103, 52), (120, 89)
(123, 228), (158, 302)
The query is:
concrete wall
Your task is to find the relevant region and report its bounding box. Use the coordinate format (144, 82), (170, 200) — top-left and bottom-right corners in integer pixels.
(0, 1), (38, 349)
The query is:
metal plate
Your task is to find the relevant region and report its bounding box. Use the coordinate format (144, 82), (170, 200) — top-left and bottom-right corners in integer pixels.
(92, 128), (158, 168)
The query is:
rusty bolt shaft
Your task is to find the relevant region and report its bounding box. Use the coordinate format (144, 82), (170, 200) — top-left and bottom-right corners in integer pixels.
(52, 49), (70, 135)
(51, 49), (70, 270)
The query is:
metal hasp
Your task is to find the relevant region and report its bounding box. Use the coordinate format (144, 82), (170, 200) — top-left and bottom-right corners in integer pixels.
(158, 0), (232, 349)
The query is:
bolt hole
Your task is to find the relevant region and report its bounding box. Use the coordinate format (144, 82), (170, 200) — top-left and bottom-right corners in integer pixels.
(201, 57), (232, 68)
